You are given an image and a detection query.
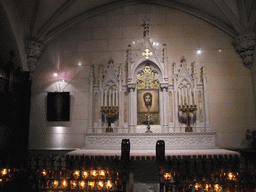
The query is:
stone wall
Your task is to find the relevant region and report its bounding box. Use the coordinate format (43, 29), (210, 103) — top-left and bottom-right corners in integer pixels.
(29, 4), (255, 150)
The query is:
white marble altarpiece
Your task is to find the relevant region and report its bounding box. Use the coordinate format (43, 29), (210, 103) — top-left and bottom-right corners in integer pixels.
(85, 20), (214, 150)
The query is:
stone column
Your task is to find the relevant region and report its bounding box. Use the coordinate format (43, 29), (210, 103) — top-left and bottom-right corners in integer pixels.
(202, 67), (210, 132)
(99, 66), (103, 131)
(128, 83), (136, 133)
(88, 65), (94, 133)
(173, 74), (179, 133)
(161, 83), (169, 133)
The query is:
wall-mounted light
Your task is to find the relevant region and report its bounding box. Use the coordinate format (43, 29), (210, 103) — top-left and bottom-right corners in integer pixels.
(197, 50), (201, 54)
(54, 73), (58, 77)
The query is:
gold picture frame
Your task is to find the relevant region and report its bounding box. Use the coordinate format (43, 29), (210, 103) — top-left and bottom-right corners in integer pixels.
(137, 89), (159, 113)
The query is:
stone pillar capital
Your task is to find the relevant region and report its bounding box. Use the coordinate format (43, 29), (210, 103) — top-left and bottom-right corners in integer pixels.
(232, 33), (256, 69)
(127, 83), (136, 91)
(160, 83), (168, 91)
(25, 39), (45, 72)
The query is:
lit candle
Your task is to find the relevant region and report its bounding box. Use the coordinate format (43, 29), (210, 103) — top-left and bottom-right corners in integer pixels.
(185, 87), (188, 105)
(178, 89), (181, 106)
(109, 90), (111, 106)
(61, 180), (68, 189)
(105, 180), (113, 191)
(192, 90), (195, 105)
(182, 88), (184, 105)
(105, 90), (107, 106)
(2, 169), (7, 176)
(116, 91), (118, 107)
(112, 89), (114, 106)
(101, 91), (103, 106)
(113, 90), (115, 106)
(189, 88), (192, 105)
(79, 181), (86, 189)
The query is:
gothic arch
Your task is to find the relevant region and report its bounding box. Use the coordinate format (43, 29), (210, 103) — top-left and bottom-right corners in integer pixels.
(133, 60), (163, 84)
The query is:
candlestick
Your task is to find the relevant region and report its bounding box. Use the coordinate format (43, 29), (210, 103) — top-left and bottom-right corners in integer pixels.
(182, 88), (184, 105)
(179, 89), (181, 106)
(189, 88), (192, 106)
(116, 91), (118, 107)
(185, 87), (188, 105)
(109, 90), (111, 106)
(105, 90), (107, 107)
(112, 89), (114, 106)
(100, 106), (119, 132)
(101, 91), (103, 106)
(178, 104), (197, 132)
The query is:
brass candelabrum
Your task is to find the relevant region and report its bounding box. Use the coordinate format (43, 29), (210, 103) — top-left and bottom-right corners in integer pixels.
(178, 105), (197, 132)
(100, 106), (119, 133)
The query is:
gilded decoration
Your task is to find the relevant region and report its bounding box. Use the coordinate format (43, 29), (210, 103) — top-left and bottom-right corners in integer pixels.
(124, 92), (128, 123)
(137, 65), (160, 125)
(198, 91), (203, 122)
(137, 65), (159, 90)
(142, 48), (153, 59)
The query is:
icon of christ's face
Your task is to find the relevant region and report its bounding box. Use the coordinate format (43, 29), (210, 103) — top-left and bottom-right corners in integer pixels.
(143, 92), (152, 109)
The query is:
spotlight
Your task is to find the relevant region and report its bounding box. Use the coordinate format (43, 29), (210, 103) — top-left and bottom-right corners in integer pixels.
(54, 73), (58, 77)
(197, 50), (201, 54)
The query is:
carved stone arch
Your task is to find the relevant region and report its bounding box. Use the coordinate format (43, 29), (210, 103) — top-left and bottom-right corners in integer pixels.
(132, 60), (164, 84)
(177, 70), (194, 87)
(102, 69), (118, 88)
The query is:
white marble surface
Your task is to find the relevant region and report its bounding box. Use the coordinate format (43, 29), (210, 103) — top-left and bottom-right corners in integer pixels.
(83, 132), (218, 150)
(67, 148), (240, 158)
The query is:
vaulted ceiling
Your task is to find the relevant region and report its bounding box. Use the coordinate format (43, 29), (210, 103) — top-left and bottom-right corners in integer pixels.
(1, 0), (256, 70)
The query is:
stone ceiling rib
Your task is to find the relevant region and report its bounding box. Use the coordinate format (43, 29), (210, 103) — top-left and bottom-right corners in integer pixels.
(36, 0), (78, 41)
(42, 0), (237, 43)
(238, 0), (248, 30)
(248, 0), (256, 32)
(42, 0), (136, 43)
(213, 0), (243, 33)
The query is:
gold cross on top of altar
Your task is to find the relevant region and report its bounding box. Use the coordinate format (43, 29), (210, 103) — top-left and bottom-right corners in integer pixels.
(142, 48), (153, 59)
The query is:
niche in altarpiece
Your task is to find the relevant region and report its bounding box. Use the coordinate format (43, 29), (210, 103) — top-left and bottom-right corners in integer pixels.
(137, 65), (160, 125)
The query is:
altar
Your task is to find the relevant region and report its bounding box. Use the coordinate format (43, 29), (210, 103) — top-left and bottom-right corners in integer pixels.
(85, 21), (214, 153)
(67, 132), (240, 159)
(83, 132), (217, 150)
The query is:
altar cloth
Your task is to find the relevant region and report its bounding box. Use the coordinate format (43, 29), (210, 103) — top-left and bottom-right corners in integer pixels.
(67, 149), (240, 160)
